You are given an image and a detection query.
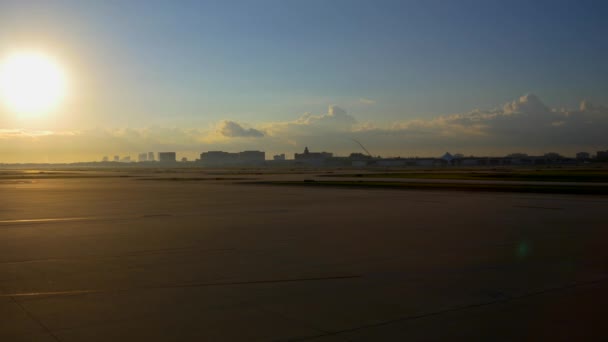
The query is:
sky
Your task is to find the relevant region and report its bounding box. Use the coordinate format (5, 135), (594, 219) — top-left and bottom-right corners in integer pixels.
(0, 0), (607, 162)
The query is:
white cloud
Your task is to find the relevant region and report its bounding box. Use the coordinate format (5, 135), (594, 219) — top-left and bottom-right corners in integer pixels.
(1, 94), (607, 162)
(218, 120), (264, 138)
(359, 98), (376, 105)
(0, 129), (57, 138)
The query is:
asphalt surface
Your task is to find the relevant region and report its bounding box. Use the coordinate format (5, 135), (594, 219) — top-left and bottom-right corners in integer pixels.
(1, 170), (607, 341)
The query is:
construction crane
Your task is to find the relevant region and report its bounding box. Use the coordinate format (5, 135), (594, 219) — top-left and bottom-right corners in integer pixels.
(352, 139), (373, 158)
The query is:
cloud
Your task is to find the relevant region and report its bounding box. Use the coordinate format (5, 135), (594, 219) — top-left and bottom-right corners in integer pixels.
(218, 120), (264, 138)
(258, 95), (608, 157)
(292, 105), (356, 127)
(502, 93), (549, 114)
(1, 94), (607, 162)
(359, 98), (376, 105)
(0, 129), (57, 138)
(352, 94), (608, 155)
(266, 105), (356, 135)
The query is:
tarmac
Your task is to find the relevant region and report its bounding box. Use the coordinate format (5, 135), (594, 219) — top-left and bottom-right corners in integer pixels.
(1, 170), (607, 341)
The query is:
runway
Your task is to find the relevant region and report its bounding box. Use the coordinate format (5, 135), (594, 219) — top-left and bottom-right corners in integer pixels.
(1, 171), (607, 341)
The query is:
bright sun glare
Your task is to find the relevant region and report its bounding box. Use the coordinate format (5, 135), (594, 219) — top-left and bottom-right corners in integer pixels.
(0, 51), (68, 116)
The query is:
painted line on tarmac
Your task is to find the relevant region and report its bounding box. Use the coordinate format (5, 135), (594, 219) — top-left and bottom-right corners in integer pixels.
(3, 290), (100, 297)
(0, 213), (178, 227)
(1, 275), (362, 299)
(513, 205), (564, 210)
(0, 247), (235, 265)
(0, 217), (97, 225)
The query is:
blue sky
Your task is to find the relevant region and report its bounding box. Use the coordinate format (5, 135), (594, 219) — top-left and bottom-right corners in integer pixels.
(0, 0), (607, 161)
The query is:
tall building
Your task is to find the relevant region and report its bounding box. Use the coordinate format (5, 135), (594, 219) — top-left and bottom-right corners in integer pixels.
(138, 153), (148, 162)
(239, 151), (265, 164)
(148, 152), (155, 161)
(294, 147), (332, 163)
(199, 151), (265, 166)
(576, 152), (590, 160)
(158, 152), (177, 163)
(200, 151), (236, 164)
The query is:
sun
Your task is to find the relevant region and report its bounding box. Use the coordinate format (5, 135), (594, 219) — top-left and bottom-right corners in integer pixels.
(0, 51), (68, 116)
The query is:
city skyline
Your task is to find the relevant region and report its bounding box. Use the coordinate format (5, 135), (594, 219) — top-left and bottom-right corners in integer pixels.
(0, 1), (607, 162)
(1, 93), (607, 163)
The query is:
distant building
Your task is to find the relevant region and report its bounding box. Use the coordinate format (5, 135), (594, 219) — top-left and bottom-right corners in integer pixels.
(576, 152), (590, 160)
(348, 153), (371, 160)
(273, 154), (286, 161)
(147, 152), (155, 161)
(597, 151), (608, 161)
(294, 147), (333, 165)
(543, 152), (563, 160)
(200, 151), (237, 164)
(440, 152), (454, 163)
(199, 150), (265, 166)
(239, 151), (265, 164)
(102, 156), (109, 162)
(121, 156), (131, 162)
(506, 153), (529, 158)
(376, 158), (407, 167)
(158, 152), (176, 163)
(138, 153), (148, 162)
(181, 157), (188, 162)
(114, 155), (119, 162)
(348, 153), (372, 167)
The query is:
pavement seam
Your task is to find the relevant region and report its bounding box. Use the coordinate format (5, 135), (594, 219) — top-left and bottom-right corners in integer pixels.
(10, 296), (63, 342)
(248, 303), (335, 341)
(288, 276), (608, 341)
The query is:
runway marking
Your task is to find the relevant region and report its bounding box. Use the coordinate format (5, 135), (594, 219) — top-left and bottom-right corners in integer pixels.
(513, 205), (564, 210)
(0, 213), (176, 227)
(0, 217), (96, 225)
(1, 275), (361, 299)
(5, 290), (100, 297)
(0, 247), (235, 265)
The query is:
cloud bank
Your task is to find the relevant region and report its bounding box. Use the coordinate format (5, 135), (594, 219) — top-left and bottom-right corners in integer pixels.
(1, 94), (607, 162)
(218, 120), (264, 138)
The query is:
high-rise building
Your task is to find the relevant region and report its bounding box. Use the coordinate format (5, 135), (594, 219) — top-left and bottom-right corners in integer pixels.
(158, 152), (177, 163)
(294, 147), (332, 161)
(239, 151), (265, 164)
(199, 151), (265, 166)
(148, 152), (154, 161)
(138, 153), (148, 162)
